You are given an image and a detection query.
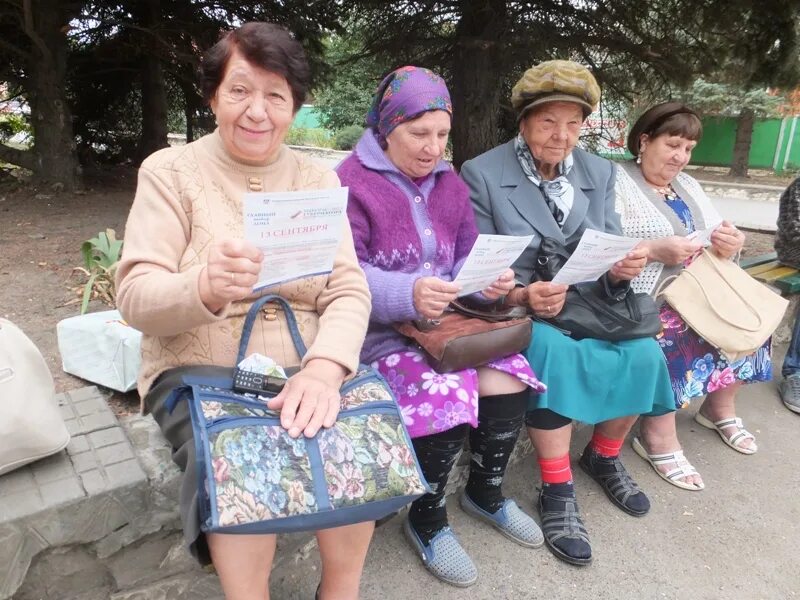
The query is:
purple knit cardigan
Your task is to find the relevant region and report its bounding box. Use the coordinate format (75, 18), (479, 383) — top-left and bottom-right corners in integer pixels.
(337, 131), (479, 363)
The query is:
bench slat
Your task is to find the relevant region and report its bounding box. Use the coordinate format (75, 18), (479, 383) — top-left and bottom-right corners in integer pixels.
(740, 252), (778, 269)
(775, 273), (800, 294)
(746, 261), (781, 276)
(755, 266), (800, 282)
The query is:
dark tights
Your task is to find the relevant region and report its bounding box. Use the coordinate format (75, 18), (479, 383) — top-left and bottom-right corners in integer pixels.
(408, 390), (528, 544)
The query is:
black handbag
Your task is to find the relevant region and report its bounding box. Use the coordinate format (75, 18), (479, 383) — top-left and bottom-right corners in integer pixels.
(532, 237), (662, 341)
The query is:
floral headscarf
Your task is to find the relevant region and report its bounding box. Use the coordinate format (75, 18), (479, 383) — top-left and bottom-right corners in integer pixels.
(366, 66), (452, 142)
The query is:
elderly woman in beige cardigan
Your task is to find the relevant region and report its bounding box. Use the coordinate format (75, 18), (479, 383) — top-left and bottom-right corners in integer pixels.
(116, 23), (372, 600)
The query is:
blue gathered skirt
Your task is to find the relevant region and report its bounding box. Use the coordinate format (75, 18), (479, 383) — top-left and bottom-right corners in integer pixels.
(525, 322), (675, 424)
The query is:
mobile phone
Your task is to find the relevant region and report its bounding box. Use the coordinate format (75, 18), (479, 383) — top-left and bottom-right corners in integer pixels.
(232, 368), (287, 396)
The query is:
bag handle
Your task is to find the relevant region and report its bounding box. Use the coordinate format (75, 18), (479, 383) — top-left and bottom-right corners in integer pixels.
(662, 250), (763, 332)
(236, 294), (308, 364)
(573, 285), (642, 326)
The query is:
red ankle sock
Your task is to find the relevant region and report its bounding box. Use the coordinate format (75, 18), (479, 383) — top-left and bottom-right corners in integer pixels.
(591, 432), (624, 458)
(538, 453), (572, 484)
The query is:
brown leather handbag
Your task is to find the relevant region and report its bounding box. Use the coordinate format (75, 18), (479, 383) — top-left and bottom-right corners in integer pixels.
(395, 301), (532, 373)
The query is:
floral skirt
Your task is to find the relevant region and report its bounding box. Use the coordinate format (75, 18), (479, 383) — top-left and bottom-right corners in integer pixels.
(371, 350), (546, 439)
(658, 304), (772, 409)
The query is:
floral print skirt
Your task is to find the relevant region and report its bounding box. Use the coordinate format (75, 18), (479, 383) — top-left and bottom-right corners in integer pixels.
(371, 349), (546, 439)
(658, 304), (772, 409)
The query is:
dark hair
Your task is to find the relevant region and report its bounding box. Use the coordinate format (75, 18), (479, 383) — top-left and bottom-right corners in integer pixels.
(646, 112), (703, 143)
(200, 22), (310, 113)
(627, 102), (703, 156)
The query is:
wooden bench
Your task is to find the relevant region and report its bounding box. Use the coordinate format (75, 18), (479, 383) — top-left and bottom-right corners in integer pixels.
(741, 252), (800, 295)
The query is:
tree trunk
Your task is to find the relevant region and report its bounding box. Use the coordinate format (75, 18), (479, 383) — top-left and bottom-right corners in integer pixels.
(24, 0), (80, 190)
(451, 1), (509, 169)
(137, 54), (169, 162)
(728, 107), (755, 178)
(135, 0), (169, 164)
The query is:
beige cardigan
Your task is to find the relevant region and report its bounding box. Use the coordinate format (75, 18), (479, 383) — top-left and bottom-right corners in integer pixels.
(116, 131), (371, 409)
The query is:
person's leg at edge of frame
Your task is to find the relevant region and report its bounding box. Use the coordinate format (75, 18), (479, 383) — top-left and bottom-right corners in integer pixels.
(207, 532), (276, 600)
(316, 520), (376, 600)
(780, 306), (800, 413)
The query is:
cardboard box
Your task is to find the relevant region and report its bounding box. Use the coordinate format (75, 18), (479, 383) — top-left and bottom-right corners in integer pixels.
(57, 310), (141, 392)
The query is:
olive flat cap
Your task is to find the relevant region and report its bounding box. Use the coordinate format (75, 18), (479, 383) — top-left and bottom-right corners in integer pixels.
(511, 60), (600, 119)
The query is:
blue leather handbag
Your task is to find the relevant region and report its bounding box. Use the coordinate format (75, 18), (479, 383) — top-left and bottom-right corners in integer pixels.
(166, 294), (429, 534)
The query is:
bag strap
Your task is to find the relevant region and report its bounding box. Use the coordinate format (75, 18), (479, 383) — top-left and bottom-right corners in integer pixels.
(654, 274), (678, 298)
(677, 267), (763, 332)
(236, 294), (308, 364)
(573, 285), (642, 326)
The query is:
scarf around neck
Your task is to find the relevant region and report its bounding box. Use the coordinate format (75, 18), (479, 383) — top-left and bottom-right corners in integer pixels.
(514, 133), (575, 227)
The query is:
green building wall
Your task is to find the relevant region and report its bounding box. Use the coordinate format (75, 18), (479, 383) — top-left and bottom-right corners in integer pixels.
(691, 116), (800, 172)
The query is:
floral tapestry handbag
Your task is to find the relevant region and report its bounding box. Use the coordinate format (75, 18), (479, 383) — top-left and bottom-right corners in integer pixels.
(166, 294), (429, 535)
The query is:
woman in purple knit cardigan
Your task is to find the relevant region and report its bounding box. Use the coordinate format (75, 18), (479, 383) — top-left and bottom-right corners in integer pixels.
(337, 66), (546, 588)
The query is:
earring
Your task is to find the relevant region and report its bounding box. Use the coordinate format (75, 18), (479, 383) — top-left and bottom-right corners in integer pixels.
(636, 155), (641, 164)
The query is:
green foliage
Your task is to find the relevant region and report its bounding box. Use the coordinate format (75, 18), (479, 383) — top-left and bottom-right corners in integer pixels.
(314, 33), (389, 131)
(75, 229), (123, 314)
(334, 125), (364, 150)
(0, 113), (30, 142)
(285, 127), (334, 148)
(675, 78), (786, 118)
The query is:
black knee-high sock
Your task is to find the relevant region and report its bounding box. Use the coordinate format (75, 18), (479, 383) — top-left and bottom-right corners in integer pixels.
(408, 424), (468, 545)
(465, 390), (528, 513)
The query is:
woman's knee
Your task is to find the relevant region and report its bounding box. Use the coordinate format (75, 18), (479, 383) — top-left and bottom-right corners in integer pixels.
(476, 366), (526, 395)
(208, 533), (276, 599)
(317, 521), (375, 570)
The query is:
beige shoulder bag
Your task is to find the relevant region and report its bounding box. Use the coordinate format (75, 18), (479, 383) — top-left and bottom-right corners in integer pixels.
(658, 250), (789, 362)
(0, 319), (70, 475)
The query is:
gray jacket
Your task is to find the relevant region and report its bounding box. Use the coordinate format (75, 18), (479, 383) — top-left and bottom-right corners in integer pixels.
(460, 140), (619, 284)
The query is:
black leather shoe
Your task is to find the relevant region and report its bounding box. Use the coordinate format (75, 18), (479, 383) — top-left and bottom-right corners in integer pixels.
(537, 486), (592, 566)
(579, 445), (650, 517)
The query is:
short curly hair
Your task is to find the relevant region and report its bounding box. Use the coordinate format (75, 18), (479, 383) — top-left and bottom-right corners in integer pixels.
(199, 22), (310, 113)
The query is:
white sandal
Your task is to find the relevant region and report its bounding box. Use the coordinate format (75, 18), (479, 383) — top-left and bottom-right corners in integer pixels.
(632, 437), (705, 491)
(694, 413), (758, 455)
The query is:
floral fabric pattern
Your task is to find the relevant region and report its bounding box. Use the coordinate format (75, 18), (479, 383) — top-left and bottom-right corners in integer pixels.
(209, 425), (316, 526)
(657, 304), (772, 408)
(372, 349), (546, 438)
(319, 413), (426, 508)
(195, 370), (427, 530)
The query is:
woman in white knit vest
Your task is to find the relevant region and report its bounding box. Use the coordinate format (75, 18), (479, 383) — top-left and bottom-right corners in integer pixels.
(615, 102), (771, 492)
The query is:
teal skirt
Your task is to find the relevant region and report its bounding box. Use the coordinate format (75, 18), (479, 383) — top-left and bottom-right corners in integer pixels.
(525, 322), (675, 425)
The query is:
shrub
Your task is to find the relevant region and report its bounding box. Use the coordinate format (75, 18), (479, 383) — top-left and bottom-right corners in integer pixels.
(73, 229), (123, 314)
(334, 125), (364, 150)
(285, 127), (334, 148)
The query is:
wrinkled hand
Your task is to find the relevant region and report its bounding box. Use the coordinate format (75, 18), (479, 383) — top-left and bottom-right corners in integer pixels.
(199, 239), (263, 312)
(522, 281), (569, 318)
(413, 277), (461, 319)
(609, 244), (649, 283)
(710, 220), (745, 259)
(267, 359), (345, 438)
(646, 236), (702, 266)
(481, 268), (516, 301)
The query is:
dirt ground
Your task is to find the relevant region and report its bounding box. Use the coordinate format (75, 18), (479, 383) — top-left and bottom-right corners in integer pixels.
(0, 168), (780, 417)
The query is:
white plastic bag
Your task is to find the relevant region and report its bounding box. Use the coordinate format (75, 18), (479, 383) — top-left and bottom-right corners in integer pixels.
(57, 310), (141, 392)
(0, 319), (70, 475)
